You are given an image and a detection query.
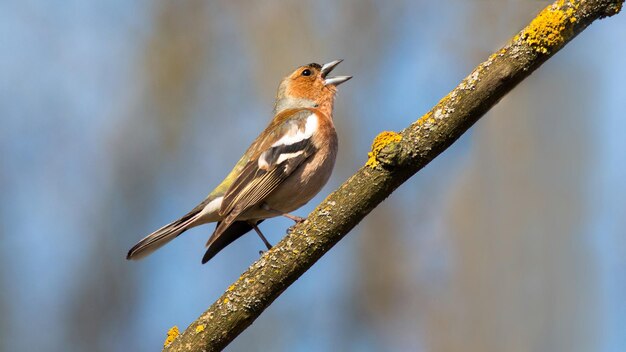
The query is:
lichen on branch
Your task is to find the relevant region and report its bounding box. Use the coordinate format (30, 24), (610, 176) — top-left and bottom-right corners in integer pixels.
(164, 326), (179, 348)
(520, 0), (580, 54)
(366, 131), (402, 168)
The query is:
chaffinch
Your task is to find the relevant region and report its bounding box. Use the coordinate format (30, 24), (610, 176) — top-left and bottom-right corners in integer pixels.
(127, 60), (351, 264)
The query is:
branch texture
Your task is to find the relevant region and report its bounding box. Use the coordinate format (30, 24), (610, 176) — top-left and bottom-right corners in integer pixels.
(164, 1), (623, 350)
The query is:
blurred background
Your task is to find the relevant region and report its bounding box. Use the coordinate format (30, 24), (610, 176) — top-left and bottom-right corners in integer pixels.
(1, 1), (625, 351)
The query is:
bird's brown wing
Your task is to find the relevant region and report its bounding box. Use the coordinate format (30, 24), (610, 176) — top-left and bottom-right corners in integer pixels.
(205, 109), (317, 247)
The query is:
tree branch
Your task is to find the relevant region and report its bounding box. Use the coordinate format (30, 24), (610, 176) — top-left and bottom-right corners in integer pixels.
(164, 1), (623, 350)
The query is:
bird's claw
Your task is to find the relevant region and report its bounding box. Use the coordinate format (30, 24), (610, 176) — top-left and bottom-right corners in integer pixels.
(292, 216), (306, 223)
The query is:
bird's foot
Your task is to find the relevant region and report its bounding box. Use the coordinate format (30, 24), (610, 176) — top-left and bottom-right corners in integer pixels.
(282, 213), (307, 223)
(258, 243), (273, 255)
(285, 214), (307, 234)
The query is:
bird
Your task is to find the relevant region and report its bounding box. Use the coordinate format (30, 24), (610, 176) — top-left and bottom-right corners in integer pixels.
(127, 60), (351, 264)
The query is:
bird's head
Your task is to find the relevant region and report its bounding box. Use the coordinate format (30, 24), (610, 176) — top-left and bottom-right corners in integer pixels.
(274, 60), (351, 115)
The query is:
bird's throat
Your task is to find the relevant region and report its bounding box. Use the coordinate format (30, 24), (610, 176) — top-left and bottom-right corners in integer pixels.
(273, 96), (317, 115)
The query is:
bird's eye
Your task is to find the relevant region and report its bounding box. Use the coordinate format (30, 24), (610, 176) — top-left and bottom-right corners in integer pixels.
(301, 69), (312, 76)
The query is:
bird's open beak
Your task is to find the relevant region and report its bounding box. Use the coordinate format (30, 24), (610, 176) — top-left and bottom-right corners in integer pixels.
(321, 59), (352, 86)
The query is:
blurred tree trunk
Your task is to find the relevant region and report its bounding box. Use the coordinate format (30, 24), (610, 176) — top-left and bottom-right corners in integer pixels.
(424, 2), (598, 351)
(65, 1), (209, 351)
(429, 72), (597, 352)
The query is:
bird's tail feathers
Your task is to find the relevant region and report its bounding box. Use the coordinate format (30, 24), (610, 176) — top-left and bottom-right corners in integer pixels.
(126, 210), (201, 260)
(201, 219), (263, 264)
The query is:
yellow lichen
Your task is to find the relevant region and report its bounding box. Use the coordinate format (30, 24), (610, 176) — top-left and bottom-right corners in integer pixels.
(223, 297), (230, 304)
(366, 131), (402, 168)
(521, 0), (578, 54)
(416, 111), (432, 126)
(227, 284), (235, 291)
(164, 326), (179, 347)
(195, 324), (206, 333)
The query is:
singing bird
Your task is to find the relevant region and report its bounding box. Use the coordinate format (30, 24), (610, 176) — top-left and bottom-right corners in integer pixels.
(127, 60), (351, 264)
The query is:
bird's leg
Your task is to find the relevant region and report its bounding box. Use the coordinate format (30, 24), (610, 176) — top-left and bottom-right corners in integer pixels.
(250, 222), (272, 251)
(261, 204), (307, 223)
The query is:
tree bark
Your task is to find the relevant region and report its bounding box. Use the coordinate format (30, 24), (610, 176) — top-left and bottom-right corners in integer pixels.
(163, 1), (623, 351)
